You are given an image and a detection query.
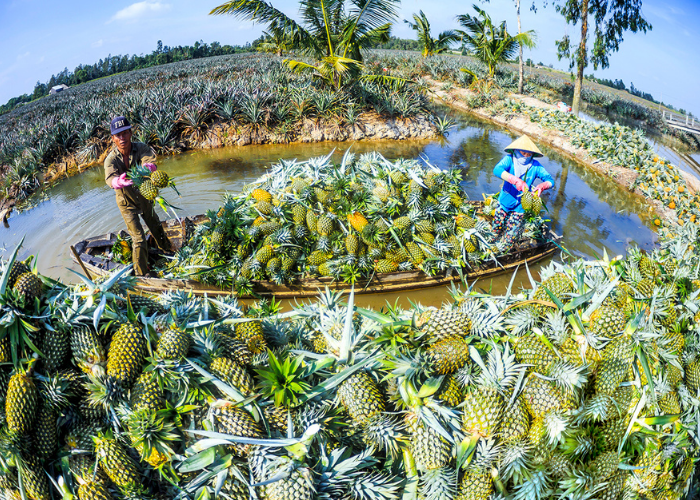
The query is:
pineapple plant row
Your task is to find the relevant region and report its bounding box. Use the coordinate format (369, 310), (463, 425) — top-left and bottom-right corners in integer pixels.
(156, 152), (551, 295)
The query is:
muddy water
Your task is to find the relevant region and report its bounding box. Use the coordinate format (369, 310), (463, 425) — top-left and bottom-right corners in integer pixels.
(1, 112), (658, 309)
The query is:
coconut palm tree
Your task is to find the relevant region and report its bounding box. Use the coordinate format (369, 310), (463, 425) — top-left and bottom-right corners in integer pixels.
(456, 4), (536, 80)
(404, 11), (460, 57)
(256, 26), (292, 57)
(211, 0), (404, 88)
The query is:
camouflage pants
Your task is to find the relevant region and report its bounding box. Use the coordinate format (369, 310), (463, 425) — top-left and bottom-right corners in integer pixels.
(117, 197), (169, 276)
(491, 207), (525, 253)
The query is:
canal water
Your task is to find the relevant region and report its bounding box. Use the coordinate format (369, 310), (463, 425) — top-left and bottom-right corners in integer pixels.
(1, 112), (658, 308)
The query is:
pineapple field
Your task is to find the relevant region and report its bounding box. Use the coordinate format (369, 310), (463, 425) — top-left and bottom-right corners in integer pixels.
(148, 152), (551, 295)
(1, 208), (700, 499)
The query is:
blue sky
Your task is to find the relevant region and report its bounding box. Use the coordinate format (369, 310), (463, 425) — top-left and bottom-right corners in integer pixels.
(1, 0), (698, 115)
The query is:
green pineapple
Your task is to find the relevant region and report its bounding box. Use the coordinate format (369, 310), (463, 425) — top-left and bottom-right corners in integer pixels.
(13, 272), (43, 303)
(256, 200), (274, 215)
(255, 245), (275, 265)
(434, 374), (464, 407)
(594, 335), (634, 395)
(71, 325), (107, 377)
(41, 329), (70, 373)
(417, 308), (472, 341)
(374, 259), (398, 273)
(523, 373), (564, 418)
(405, 242), (424, 264)
(532, 272), (573, 315)
(155, 328), (191, 360)
(316, 215), (334, 235)
(211, 402), (263, 457)
(405, 412), (451, 470)
(514, 334), (557, 373)
(210, 356), (254, 395)
(588, 305), (626, 338)
(345, 233), (360, 255)
(139, 179), (159, 201)
(7, 261), (30, 288)
(337, 372), (386, 426)
(130, 372), (163, 411)
(34, 403), (57, 462)
(456, 469), (492, 500)
(150, 169), (169, 188)
(308, 250), (331, 266)
(6, 366), (39, 434)
(414, 219), (434, 234)
(498, 396), (530, 442)
(106, 322), (147, 386)
(77, 479), (113, 500)
(234, 320), (267, 354)
(521, 190), (534, 211)
(455, 214), (476, 229)
(392, 216), (411, 231)
(426, 336), (470, 374)
(264, 460), (315, 500)
(94, 431), (140, 489)
(462, 345), (521, 437)
(20, 456), (50, 500)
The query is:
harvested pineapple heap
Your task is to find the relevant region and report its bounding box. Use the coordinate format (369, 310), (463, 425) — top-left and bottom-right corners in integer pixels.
(1, 219), (700, 500)
(158, 152), (548, 294)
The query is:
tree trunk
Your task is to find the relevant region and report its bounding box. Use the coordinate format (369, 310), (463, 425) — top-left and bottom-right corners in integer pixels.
(517, 0), (524, 94)
(572, 0), (589, 116)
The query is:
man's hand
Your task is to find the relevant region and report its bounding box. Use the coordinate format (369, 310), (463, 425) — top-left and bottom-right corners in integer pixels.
(144, 163), (157, 173)
(534, 181), (552, 196)
(111, 172), (133, 189)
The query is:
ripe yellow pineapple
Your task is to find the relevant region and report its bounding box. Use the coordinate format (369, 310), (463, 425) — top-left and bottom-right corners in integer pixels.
(337, 372), (386, 426)
(106, 322), (147, 386)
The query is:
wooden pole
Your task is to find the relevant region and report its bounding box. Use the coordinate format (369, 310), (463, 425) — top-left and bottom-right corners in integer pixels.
(70, 245), (93, 281)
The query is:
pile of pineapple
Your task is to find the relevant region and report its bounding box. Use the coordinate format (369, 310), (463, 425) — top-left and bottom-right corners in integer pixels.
(158, 152), (549, 294)
(2, 215), (700, 499)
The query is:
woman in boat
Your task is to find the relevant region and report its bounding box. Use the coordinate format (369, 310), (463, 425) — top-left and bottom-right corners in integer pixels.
(104, 116), (172, 277)
(491, 135), (554, 253)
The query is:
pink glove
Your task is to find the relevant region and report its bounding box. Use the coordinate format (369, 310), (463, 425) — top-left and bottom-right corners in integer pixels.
(503, 172), (528, 192)
(534, 181), (552, 196)
(111, 172), (133, 189)
(144, 163), (157, 172)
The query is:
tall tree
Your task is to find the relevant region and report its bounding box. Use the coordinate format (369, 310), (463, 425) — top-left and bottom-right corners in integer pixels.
(555, 0), (651, 115)
(211, 0), (402, 87)
(456, 5), (536, 80)
(404, 11), (460, 57)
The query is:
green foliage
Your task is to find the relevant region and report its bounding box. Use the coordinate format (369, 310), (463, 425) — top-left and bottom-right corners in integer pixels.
(255, 351), (312, 407)
(404, 11), (460, 57)
(456, 4), (536, 78)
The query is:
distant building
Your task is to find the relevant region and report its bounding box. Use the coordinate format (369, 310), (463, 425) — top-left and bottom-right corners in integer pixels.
(49, 84), (69, 95)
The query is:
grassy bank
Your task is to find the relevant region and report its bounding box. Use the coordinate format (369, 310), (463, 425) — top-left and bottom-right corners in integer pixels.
(0, 53), (435, 210)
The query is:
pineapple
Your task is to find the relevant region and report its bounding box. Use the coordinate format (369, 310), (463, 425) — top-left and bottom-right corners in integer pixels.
(94, 432), (141, 488)
(347, 212), (369, 232)
(70, 325), (107, 377)
(77, 479), (113, 500)
(130, 372), (163, 411)
(455, 214), (476, 229)
(426, 336), (470, 374)
(41, 329), (70, 373)
(6, 367), (39, 434)
(264, 460), (315, 500)
(456, 469), (492, 500)
(252, 188), (272, 203)
(434, 375), (464, 407)
(211, 402), (263, 457)
(20, 456), (50, 500)
(34, 404), (57, 462)
(13, 272), (43, 303)
(462, 345), (521, 437)
(7, 260), (30, 288)
(522, 373), (564, 418)
(210, 356), (254, 395)
(392, 216), (411, 231)
(514, 334), (557, 373)
(155, 328), (191, 360)
(521, 191), (534, 211)
(405, 242), (424, 264)
(106, 322), (147, 386)
(594, 335), (634, 395)
(405, 412), (451, 470)
(588, 305), (626, 338)
(532, 272), (573, 315)
(337, 372), (386, 426)
(234, 320), (267, 354)
(498, 396), (530, 442)
(416, 309), (472, 341)
(374, 259), (398, 273)
(150, 169), (169, 188)
(316, 215), (334, 235)
(139, 180), (159, 201)
(345, 233), (360, 255)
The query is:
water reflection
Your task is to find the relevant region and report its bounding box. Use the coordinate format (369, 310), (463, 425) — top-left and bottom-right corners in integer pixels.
(1, 110), (658, 306)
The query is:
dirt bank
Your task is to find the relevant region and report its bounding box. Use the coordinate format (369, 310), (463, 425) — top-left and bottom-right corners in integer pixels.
(426, 79), (679, 225)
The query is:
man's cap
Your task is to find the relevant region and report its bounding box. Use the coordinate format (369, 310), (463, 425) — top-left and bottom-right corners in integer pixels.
(504, 135), (543, 158)
(110, 116), (132, 135)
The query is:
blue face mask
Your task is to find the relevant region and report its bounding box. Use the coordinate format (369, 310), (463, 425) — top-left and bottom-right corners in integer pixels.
(514, 150), (533, 166)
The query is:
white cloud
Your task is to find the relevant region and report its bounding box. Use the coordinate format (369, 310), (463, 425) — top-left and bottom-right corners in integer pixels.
(16, 51), (30, 60)
(92, 39), (104, 48)
(109, 1), (171, 23)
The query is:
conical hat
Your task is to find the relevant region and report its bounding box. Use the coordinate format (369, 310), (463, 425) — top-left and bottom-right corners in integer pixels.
(504, 135), (544, 158)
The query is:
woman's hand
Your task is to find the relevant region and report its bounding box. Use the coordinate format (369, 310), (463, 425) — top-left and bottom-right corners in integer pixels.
(534, 181), (552, 196)
(502, 172), (528, 192)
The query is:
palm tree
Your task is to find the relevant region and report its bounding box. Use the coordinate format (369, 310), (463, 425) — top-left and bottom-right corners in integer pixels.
(456, 4), (536, 80)
(211, 0), (403, 88)
(256, 26), (292, 57)
(404, 11), (460, 57)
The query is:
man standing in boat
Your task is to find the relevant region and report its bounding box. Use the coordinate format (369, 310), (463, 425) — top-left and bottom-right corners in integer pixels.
(491, 135), (554, 253)
(104, 116), (172, 277)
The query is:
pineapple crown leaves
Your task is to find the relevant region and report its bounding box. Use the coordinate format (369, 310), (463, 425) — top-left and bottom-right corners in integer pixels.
(254, 350), (312, 408)
(36, 373), (76, 412)
(360, 413), (406, 459)
(509, 468), (551, 500)
(470, 436), (503, 472)
(126, 163), (153, 187)
(498, 438), (534, 484)
(471, 342), (525, 393)
(418, 467), (457, 500)
(120, 408), (180, 460)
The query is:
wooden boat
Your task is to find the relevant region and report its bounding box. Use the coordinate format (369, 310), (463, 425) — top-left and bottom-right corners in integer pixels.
(71, 213), (562, 298)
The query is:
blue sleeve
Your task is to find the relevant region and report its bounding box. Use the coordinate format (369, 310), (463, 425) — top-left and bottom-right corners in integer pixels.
(535, 164), (554, 186)
(493, 155), (513, 178)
